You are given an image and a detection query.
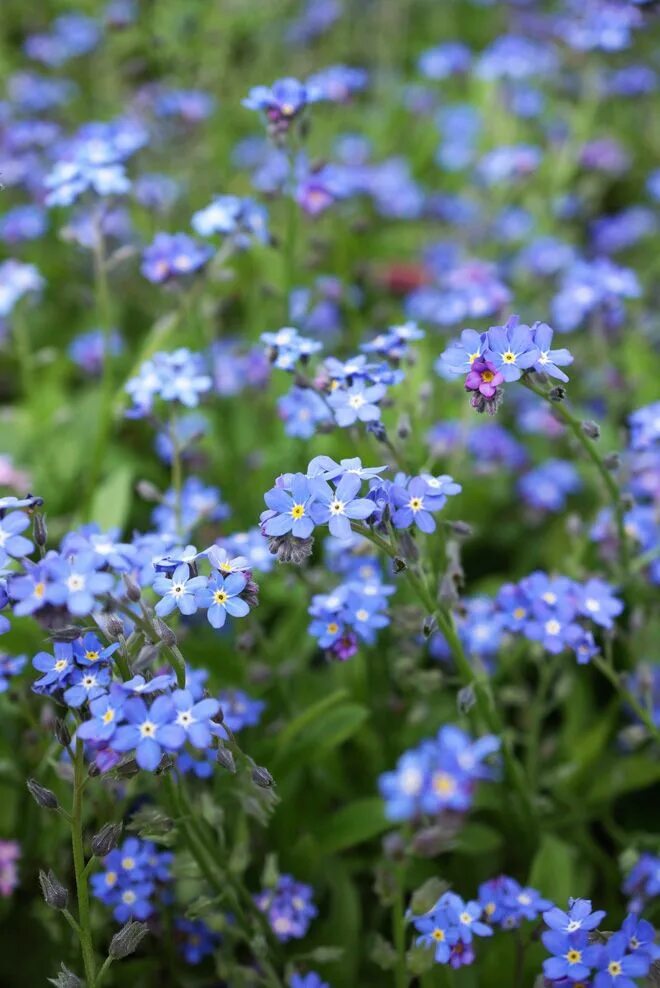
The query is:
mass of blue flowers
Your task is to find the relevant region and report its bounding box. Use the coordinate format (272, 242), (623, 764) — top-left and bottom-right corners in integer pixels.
(0, 1), (659, 986)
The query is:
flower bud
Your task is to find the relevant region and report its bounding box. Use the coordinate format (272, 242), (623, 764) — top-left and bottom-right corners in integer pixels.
(33, 513), (48, 547)
(27, 778), (58, 810)
(251, 765), (274, 788)
(48, 963), (83, 988)
(53, 719), (71, 748)
(153, 617), (177, 647)
(109, 920), (149, 959)
(123, 574), (141, 602)
(48, 626), (84, 643)
(422, 615), (437, 638)
(39, 869), (68, 910)
(382, 831), (406, 861)
(621, 493), (635, 511)
(217, 747), (236, 774)
(457, 685), (476, 714)
(447, 520), (472, 538)
(135, 480), (161, 502)
(393, 557), (407, 573)
(267, 533), (314, 565)
(581, 420), (601, 440)
(548, 386), (566, 402)
(396, 414), (411, 440)
(105, 614), (125, 640)
(91, 822), (123, 858)
(604, 452), (621, 471)
(366, 421), (387, 443)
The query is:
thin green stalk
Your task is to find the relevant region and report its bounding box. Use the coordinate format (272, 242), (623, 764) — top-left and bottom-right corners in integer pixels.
(593, 654), (660, 741)
(95, 955), (114, 988)
(71, 739), (97, 986)
(522, 378), (630, 579)
(392, 862), (408, 988)
(525, 657), (555, 784)
(12, 305), (33, 403)
(83, 214), (115, 521)
(169, 410), (183, 539)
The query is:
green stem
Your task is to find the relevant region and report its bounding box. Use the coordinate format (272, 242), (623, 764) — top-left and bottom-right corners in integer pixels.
(525, 657), (555, 784)
(12, 305), (33, 402)
(95, 955), (113, 988)
(593, 654), (660, 741)
(83, 213), (115, 521)
(169, 410), (183, 539)
(392, 862), (408, 988)
(522, 378), (630, 579)
(71, 739), (97, 986)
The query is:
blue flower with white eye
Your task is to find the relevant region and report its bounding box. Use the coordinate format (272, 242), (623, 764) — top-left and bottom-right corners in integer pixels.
(32, 642), (74, 692)
(441, 893), (493, 944)
(47, 552), (114, 616)
(327, 381), (386, 427)
(152, 563), (208, 617)
(576, 579), (624, 630)
(309, 474), (375, 540)
(531, 322), (574, 382)
(307, 455), (387, 482)
(196, 572), (250, 629)
(263, 474), (317, 538)
(119, 673), (176, 695)
(243, 77), (322, 123)
(0, 511), (34, 565)
(110, 695), (186, 771)
(544, 899), (606, 935)
(63, 665), (111, 707)
(483, 316), (540, 382)
(171, 689), (220, 748)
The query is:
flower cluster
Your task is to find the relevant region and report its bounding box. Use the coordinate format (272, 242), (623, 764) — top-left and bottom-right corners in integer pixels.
(125, 348), (212, 416)
(308, 570), (393, 660)
(379, 726), (500, 822)
(413, 890), (493, 967)
(255, 874), (318, 941)
(439, 317), (573, 414)
(91, 837), (173, 923)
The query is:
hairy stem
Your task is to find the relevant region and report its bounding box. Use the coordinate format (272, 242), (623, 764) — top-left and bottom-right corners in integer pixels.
(71, 739), (97, 986)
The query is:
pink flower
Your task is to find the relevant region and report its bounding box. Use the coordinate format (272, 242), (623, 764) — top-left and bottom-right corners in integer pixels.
(464, 359), (504, 398)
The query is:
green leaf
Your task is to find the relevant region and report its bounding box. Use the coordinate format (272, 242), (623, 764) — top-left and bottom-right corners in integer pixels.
(280, 703), (369, 767)
(529, 834), (575, 903)
(315, 798), (389, 854)
(587, 755), (660, 804)
(456, 821), (504, 856)
(90, 463), (133, 532)
(274, 689), (349, 759)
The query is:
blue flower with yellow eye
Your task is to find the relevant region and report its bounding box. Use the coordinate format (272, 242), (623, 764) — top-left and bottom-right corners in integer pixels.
(73, 632), (120, 667)
(263, 473), (317, 539)
(32, 642), (74, 693)
(196, 572), (250, 629)
(77, 686), (127, 743)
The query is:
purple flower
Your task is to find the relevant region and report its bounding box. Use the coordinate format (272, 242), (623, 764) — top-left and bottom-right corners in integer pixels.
(152, 563), (208, 617)
(197, 572), (250, 629)
(110, 695), (185, 770)
(464, 359), (503, 398)
(243, 77), (321, 123)
(484, 317), (540, 382)
(327, 381), (386, 427)
(309, 473), (375, 539)
(263, 474), (317, 538)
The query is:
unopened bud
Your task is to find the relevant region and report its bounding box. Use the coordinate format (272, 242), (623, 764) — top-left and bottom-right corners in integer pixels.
(109, 920), (149, 959)
(27, 778), (58, 810)
(604, 452), (621, 471)
(396, 414), (411, 440)
(54, 719), (71, 748)
(123, 575), (141, 602)
(105, 614), (125, 640)
(581, 420), (601, 440)
(153, 617), (177, 647)
(48, 626), (84, 643)
(39, 869), (68, 910)
(393, 557), (407, 573)
(251, 765), (274, 788)
(366, 421), (387, 443)
(448, 521), (472, 538)
(621, 493), (635, 511)
(267, 533), (314, 565)
(549, 386), (566, 402)
(217, 747), (236, 773)
(135, 480), (161, 502)
(33, 513), (48, 547)
(457, 685), (476, 714)
(423, 615), (437, 638)
(382, 832), (406, 861)
(91, 822), (123, 857)
(47, 963), (83, 988)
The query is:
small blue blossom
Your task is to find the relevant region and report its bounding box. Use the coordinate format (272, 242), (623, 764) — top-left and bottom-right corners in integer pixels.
(153, 563), (208, 617)
(140, 233), (213, 284)
(110, 695), (185, 771)
(309, 473), (376, 540)
(63, 666), (111, 708)
(196, 572), (250, 629)
(263, 474), (318, 539)
(542, 930), (601, 982)
(0, 511), (33, 565)
(32, 642), (74, 693)
(483, 316), (540, 383)
(327, 381), (386, 427)
(175, 916), (220, 964)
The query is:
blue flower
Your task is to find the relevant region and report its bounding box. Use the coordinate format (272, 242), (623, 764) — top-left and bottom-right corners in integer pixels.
(413, 908), (459, 963)
(0, 653), (25, 692)
(544, 899), (606, 935)
(63, 665), (111, 707)
(197, 572), (250, 629)
(255, 874), (318, 942)
(542, 930), (601, 981)
(327, 381), (386, 427)
(263, 474), (317, 538)
(620, 913), (660, 962)
(278, 387), (331, 439)
(48, 552), (114, 616)
(593, 930), (650, 988)
(0, 511), (34, 565)
(32, 642), (74, 692)
(77, 686), (127, 743)
(153, 563), (208, 617)
(483, 316), (540, 382)
(110, 695), (186, 770)
(119, 673), (176, 695)
(307, 455), (387, 482)
(309, 473), (375, 539)
(175, 916), (220, 964)
(441, 894), (493, 944)
(531, 322), (574, 382)
(217, 689), (265, 733)
(73, 632), (120, 666)
(140, 233), (213, 283)
(289, 972), (329, 988)
(243, 77), (321, 122)
(390, 475), (452, 533)
(8, 558), (66, 616)
(171, 689), (220, 748)
(576, 579), (624, 630)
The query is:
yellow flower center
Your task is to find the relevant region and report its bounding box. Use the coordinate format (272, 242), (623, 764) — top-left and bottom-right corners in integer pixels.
(327, 622), (339, 634)
(54, 659), (68, 672)
(291, 504), (305, 519)
(468, 351), (480, 364)
(432, 772), (456, 796)
(481, 370), (495, 382)
(122, 857), (135, 871)
(105, 871), (117, 886)
(566, 950), (582, 965)
(85, 650), (100, 661)
(102, 709), (115, 724)
(502, 351), (516, 363)
(34, 582), (45, 599)
(608, 961), (622, 976)
(214, 590), (228, 605)
(409, 497), (424, 512)
(432, 929), (445, 942)
(513, 607), (526, 619)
